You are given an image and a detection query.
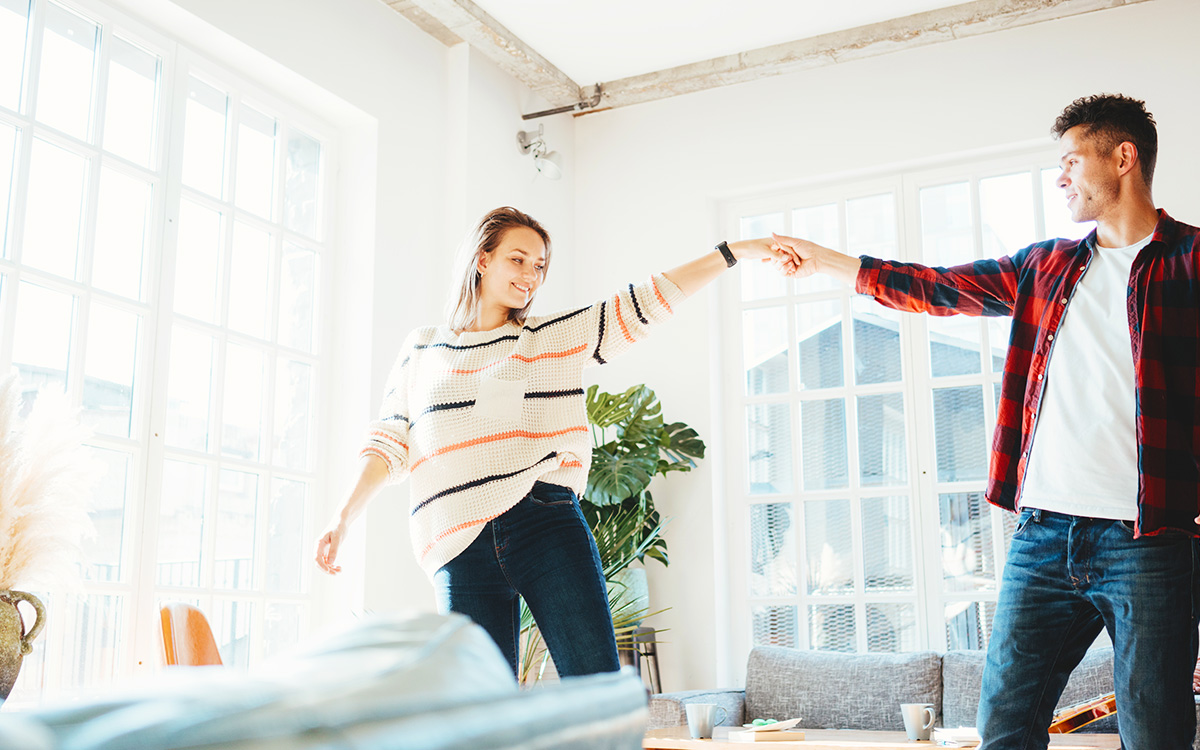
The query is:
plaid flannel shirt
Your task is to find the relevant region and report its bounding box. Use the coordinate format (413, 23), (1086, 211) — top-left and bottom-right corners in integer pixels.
(856, 209), (1200, 537)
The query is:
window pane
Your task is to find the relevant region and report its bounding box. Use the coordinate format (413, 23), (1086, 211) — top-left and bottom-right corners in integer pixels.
(809, 604), (855, 652)
(746, 402), (792, 495)
(84, 446), (128, 583)
(791, 203), (839, 294)
(102, 37), (158, 166)
(212, 598), (252, 668)
(980, 172), (1033, 257)
(946, 600), (996, 651)
(264, 602), (304, 658)
(236, 105), (276, 218)
(851, 295), (902, 384)
(284, 129), (320, 238)
(750, 502), (794, 597)
(227, 222), (270, 338)
(988, 317), (1009, 373)
(82, 302), (138, 437)
(738, 212), (785, 300)
(867, 603), (917, 653)
(222, 342), (264, 460)
(35, 2), (98, 140)
(278, 242), (316, 351)
(274, 358), (311, 470)
(174, 199), (222, 322)
(933, 386), (988, 482)
(805, 498), (852, 594)
(862, 496), (912, 591)
(929, 318), (983, 378)
(796, 298), (842, 389)
(919, 182), (973, 268)
(215, 469), (257, 590)
(267, 478), (306, 594)
(846, 193), (896, 257)
(801, 398), (847, 490)
(0, 0), (30, 112)
(58, 593), (122, 689)
(23, 137), (87, 279)
(1041, 167), (1093, 241)
(92, 167), (151, 300)
(182, 76), (227, 198)
(165, 326), (213, 452)
(742, 306), (787, 396)
(939, 491), (999, 593)
(158, 459), (206, 587)
(13, 280), (74, 401)
(0, 121), (15, 258)
(857, 392), (907, 486)
(752, 604), (797, 648)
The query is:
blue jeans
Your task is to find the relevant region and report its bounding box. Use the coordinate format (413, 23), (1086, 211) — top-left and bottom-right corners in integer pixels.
(431, 481), (620, 678)
(978, 509), (1199, 750)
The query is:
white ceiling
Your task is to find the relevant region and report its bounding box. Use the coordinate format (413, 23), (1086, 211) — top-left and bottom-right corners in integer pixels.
(471, 0), (973, 83)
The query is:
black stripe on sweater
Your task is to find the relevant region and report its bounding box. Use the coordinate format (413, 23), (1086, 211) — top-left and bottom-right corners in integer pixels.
(525, 388), (584, 399)
(524, 306), (590, 333)
(416, 335), (520, 352)
(411, 452), (560, 515)
(628, 284), (647, 324)
(382, 413), (410, 425)
(593, 300), (607, 365)
(409, 400), (475, 431)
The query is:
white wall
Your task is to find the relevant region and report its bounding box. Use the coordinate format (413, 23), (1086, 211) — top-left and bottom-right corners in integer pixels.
(572, 0), (1200, 692)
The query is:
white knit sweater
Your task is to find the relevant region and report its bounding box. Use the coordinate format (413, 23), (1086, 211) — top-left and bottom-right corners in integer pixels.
(362, 273), (686, 578)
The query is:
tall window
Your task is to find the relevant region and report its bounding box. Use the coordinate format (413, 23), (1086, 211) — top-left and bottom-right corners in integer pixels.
(722, 150), (1092, 671)
(1, 0), (333, 700)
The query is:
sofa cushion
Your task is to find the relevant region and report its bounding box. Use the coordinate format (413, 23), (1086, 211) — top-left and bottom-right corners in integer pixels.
(942, 646), (1118, 733)
(745, 647), (942, 731)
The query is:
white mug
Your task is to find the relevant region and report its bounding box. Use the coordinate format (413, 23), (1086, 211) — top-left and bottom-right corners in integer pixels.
(685, 703), (728, 739)
(900, 702), (936, 741)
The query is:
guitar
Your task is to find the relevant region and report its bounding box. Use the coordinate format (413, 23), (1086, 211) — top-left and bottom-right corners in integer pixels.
(1048, 693), (1117, 734)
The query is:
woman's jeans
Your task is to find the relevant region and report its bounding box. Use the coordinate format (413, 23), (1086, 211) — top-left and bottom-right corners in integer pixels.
(978, 508), (1199, 750)
(432, 481), (620, 678)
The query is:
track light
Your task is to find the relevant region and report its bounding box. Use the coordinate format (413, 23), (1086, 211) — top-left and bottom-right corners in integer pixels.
(516, 124), (562, 180)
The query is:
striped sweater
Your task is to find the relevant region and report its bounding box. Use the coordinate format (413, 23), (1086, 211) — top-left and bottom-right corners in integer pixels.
(362, 273), (686, 578)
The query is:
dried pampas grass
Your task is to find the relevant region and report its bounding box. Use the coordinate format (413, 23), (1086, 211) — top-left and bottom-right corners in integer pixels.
(0, 375), (98, 591)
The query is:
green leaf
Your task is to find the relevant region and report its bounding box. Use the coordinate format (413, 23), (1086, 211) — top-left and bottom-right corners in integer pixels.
(586, 445), (655, 507)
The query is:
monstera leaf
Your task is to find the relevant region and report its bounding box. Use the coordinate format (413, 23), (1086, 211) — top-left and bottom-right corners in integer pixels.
(658, 421), (705, 473)
(586, 443), (656, 507)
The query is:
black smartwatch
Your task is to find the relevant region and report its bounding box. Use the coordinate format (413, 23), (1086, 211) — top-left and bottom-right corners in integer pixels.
(716, 241), (737, 267)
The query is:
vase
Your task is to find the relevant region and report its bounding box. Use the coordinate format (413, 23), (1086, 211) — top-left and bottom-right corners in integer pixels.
(0, 590), (46, 701)
(608, 566), (650, 627)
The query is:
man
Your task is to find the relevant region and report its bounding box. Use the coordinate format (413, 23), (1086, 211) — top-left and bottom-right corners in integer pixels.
(772, 94), (1200, 750)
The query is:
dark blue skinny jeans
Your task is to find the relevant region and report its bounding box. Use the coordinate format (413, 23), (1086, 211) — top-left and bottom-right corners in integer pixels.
(978, 508), (1199, 750)
(431, 481), (620, 678)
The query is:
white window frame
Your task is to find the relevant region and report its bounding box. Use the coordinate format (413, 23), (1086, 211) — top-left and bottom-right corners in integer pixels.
(1, 0), (340, 700)
(718, 143), (1083, 684)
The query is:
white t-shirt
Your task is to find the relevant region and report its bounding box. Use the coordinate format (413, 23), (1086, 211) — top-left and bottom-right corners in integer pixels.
(1020, 232), (1153, 520)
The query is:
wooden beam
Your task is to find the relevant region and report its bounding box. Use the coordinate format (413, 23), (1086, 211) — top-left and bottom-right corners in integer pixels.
(590, 0), (1153, 112)
(385, 1), (463, 47)
(399, 0), (585, 108)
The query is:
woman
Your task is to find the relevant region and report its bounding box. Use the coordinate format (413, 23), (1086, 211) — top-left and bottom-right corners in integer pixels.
(315, 206), (783, 677)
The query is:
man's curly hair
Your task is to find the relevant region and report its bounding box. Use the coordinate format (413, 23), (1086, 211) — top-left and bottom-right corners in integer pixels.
(1052, 94), (1157, 188)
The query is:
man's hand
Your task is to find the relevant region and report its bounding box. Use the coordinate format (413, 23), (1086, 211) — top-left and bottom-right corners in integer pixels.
(771, 233), (862, 286)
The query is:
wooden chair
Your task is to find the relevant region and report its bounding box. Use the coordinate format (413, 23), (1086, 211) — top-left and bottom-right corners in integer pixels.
(159, 602), (223, 667)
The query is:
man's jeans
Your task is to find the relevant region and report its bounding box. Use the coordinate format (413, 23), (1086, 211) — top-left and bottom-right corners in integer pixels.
(432, 481), (620, 678)
(978, 509), (1199, 750)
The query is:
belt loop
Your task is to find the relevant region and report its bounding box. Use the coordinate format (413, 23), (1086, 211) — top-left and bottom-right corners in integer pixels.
(1031, 508), (1043, 523)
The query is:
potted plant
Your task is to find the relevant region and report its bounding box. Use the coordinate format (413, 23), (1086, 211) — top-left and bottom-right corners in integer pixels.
(518, 384), (705, 684)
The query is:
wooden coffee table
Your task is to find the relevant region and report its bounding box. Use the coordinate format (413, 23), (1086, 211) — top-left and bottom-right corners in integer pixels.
(643, 726), (1122, 749)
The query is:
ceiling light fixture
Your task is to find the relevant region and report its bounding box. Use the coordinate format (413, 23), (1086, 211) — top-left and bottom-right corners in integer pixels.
(516, 124), (562, 180)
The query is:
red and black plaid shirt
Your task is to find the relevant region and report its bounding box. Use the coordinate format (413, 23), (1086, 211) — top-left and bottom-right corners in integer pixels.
(856, 209), (1200, 537)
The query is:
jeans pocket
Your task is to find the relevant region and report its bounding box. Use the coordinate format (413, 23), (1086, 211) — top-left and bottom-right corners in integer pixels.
(527, 482), (576, 507)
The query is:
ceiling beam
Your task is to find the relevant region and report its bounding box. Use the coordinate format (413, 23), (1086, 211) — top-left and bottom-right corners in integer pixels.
(591, 0), (1152, 112)
(394, 0), (586, 107)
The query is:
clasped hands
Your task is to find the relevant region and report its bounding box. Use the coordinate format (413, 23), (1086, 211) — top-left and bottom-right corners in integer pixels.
(737, 234), (834, 279)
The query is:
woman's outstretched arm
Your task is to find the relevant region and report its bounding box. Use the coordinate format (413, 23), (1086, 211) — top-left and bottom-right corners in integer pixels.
(663, 238), (782, 296)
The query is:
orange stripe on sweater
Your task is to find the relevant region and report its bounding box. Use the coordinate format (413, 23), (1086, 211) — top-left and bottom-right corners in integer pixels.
(448, 344), (589, 375)
(369, 431), (408, 452)
(614, 294), (634, 343)
(418, 513), (502, 560)
(652, 277), (672, 314)
(560, 459), (583, 468)
(410, 426), (588, 471)
(360, 446), (394, 473)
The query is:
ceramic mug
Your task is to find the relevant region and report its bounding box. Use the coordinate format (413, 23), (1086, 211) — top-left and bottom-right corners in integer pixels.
(685, 703), (728, 739)
(900, 702), (936, 741)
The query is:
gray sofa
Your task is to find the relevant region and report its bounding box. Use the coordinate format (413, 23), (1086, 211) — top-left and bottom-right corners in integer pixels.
(0, 613), (649, 750)
(650, 645), (1199, 746)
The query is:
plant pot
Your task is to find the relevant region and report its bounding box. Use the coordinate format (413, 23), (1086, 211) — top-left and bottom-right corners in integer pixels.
(0, 590), (46, 701)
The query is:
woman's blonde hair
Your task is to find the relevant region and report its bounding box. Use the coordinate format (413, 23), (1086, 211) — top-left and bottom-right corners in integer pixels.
(445, 207), (553, 331)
